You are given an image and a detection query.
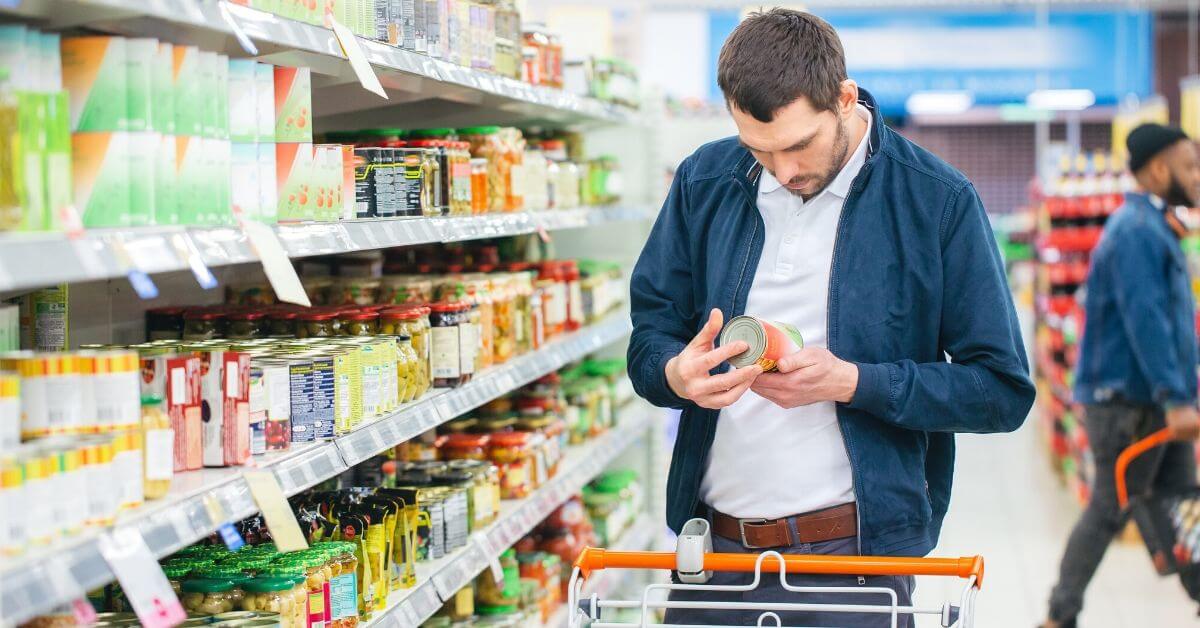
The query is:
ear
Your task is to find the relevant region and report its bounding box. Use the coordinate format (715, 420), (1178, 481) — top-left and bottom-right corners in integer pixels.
(839, 80), (859, 116)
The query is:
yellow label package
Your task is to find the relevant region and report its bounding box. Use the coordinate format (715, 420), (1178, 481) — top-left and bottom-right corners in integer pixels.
(61, 36), (128, 132)
(72, 131), (131, 228)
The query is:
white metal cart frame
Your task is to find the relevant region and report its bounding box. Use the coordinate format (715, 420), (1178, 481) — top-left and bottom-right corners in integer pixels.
(564, 518), (983, 628)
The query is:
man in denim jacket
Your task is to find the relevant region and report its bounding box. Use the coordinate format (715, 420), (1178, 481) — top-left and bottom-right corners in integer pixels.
(627, 9), (1034, 626)
(1043, 124), (1200, 628)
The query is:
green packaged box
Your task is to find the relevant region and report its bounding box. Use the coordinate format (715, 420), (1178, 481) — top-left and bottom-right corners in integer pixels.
(214, 54), (229, 141)
(231, 142), (260, 220)
(44, 90), (72, 230)
(229, 59), (257, 143)
(155, 131), (177, 225)
(174, 135), (204, 225)
(273, 66), (311, 143)
(152, 41), (174, 134)
(125, 38), (155, 133)
(62, 36), (128, 132)
(254, 62), (275, 143)
(257, 142), (277, 223)
(172, 45), (202, 136)
(127, 131), (157, 226)
(18, 91), (47, 231)
(72, 131), (131, 227)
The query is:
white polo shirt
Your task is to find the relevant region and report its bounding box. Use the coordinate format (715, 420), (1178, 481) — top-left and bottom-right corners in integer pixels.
(699, 105), (872, 520)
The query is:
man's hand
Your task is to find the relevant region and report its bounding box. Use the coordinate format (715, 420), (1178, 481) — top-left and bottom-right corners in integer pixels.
(750, 347), (859, 409)
(665, 309), (762, 409)
(1166, 405), (1200, 440)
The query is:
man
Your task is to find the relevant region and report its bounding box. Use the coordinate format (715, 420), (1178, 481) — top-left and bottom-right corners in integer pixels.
(1042, 123), (1200, 628)
(627, 9), (1035, 626)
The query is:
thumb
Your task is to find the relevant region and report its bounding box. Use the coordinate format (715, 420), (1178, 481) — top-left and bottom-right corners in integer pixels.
(691, 308), (724, 349)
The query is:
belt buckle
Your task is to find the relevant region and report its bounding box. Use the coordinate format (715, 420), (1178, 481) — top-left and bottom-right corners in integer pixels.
(738, 518), (770, 548)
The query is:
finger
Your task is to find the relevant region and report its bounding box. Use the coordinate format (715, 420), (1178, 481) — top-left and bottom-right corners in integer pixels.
(704, 376), (756, 408)
(689, 308), (724, 349)
(697, 341), (750, 371)
(688, 365), (761, 396)
(777, 348), (823, 373)
(750, 372), (787, 390)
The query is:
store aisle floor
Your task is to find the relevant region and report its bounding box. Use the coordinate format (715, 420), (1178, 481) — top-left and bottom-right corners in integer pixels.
(914, 418), (1199, 627)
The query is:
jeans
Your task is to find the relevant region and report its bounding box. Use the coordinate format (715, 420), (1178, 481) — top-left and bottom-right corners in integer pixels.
(663, 526), (915, 627)
(1048, 401), (1197, 621)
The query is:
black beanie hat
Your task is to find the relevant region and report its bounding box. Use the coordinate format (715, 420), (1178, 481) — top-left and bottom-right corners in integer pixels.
(1127, 123), (1190, 174)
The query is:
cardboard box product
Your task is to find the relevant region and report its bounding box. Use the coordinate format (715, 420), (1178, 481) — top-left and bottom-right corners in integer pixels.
(127, 131), (157, 226)
(139, 351), (203, 472)
(257, 142), (278, 223)
(17, 90), (47, 230)
(214, 54), (230, 141)
(276, 142), (314, 221)
(72, 131), (131, 228)
(125, 38), (155, 133)
(199, 349), (251, 467)
(43, 90), (71, 231)
(61, 36), (128, 132)
(172, 45), (202, 137)
(261, 361), (291, 451)
(273, 66), (311, 142)
(231, 142), (261, 220)
(254, 62), (275, 143)
(341, 144), (357, 220)
(152, 42), (174, 135)
(174, 135), (204, 225)
(313, 144), (343, 222)
(154, 129), (177, 225)
(229, 59), (257, 143)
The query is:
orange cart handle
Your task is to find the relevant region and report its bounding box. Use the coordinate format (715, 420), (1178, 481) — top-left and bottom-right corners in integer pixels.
(1116, 427), (1173, 509)
(573, 548), (985, 589)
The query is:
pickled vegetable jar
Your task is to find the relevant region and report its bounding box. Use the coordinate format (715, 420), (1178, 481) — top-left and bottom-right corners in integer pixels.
(226, 311), (268, 339)
(240, 578), (299, 627)
(180, 578), (238, 615)
(441, 433), (490, 461)
(296, 312), (337, 338)
(489, 432), (534, 499)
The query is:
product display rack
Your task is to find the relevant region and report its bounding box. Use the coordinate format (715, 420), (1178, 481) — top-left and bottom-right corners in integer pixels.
(0, 206), (652, 293)
(545, 513), (659, 628)
(0, 312), (634, 626)
(369, 406), (655, 628)
(0, 0), (638, 129)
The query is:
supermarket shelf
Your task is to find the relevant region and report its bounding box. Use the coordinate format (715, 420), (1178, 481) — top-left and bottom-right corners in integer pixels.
(548, 514), (660, 628)
(0, 0), (638, 129)
(365, 404), (655, 628)
(0, 312), (633, 626)
(0, 206), (653, 293)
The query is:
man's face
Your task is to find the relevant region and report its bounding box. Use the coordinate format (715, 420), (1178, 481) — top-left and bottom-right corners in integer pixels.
(730, 94), (851, 201)
(1162, 140), (1200, 207)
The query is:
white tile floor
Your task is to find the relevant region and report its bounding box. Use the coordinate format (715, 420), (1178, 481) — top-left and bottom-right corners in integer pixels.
(914, 418), (1199, 627)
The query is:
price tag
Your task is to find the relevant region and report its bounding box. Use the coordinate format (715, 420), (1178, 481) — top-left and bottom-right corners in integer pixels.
(97, 527), (187, 628)
(72, 598), (98, 625)
(241, 219), (312, 306)
(217, 523), (246, 551)
(329, 17), (388, 98)
(171, 233), (218, 290)
(360, 226), (381, 249)
(243, 470), (309, 552)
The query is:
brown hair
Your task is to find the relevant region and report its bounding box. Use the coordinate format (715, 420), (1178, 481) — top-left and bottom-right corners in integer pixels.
(717, 8), (847, 122)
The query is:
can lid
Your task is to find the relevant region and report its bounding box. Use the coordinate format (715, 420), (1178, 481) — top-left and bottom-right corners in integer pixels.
(719, 316), (766, 369)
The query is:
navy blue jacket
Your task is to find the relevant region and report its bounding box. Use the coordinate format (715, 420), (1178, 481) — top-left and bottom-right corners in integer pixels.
(627, 90), (1035, 556)
(1074, 193), (1198, 407)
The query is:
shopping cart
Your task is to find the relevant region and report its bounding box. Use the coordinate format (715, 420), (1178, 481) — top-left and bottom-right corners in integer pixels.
(563, 518), (984, 627)
(1116, 427), (1200, 602)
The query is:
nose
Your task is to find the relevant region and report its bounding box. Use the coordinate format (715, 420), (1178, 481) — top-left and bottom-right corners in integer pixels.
(772, 158), (801, 186)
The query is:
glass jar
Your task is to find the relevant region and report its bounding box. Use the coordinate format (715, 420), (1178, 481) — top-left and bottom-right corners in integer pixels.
(340, 312), (379, 337)
(259, 567), (308, 628)
(327, 543), (360, 628)
(164, 564), (191, 597)
(226, 311), (268, 339)
(469, 157), (489, 215)
(296, 312), (337, 338)
(417, 145), (443, 217)
(146, 307), (186, 341)
(460, 126), (504, 213)
(562, 261), (583, 332)
(441, 433), (490, 461)
(475, 549), (520, 608)
(488, 274), (515, 364)
(396, 334), (423, 402)
(429, 303), (464, 388)
(497, 128), (525, 212)
(180, 578), (238, 616)
(332, 278), (382, 306)
(450, 142), (472, 216)
(240, 577), (298, 627)
(268, 310), (300, 337)
(140, 395), (172, 500)
(448, 459), (498, 528)
(182, 311), (223, 341)
(191, 567), (249, 605)
(466, 280), (493, 371)
(489, 432), (534, 500)
(473, 416), (517, 434)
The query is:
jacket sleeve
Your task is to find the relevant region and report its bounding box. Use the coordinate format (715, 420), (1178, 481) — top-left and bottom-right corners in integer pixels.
(626, 158), (698, 409)
(1110, 223), (1192, 405)
(846, 182), (1035, 433)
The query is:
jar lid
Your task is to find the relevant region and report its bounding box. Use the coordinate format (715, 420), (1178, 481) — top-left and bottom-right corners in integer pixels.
(341, 312), (379, 321)
(443, 433), (490, 449)
(181, 578), (235, 593)
(147, 306), (187, 316)
(380, 308), (421, 321)
(183, 310), (224, 321)
(242, 577), (297, 593)
(429, 302), (462, 313)
(192, 567), (251, 583)
(270, 310), (300, 320)
(458, 125), (501, 135)
(226, 311), (268, 321)
(299, 312), (337, 321)
(489, 431), (531, 447)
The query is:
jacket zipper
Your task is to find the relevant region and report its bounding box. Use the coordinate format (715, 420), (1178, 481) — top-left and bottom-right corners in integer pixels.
(831, 165), (873, 556)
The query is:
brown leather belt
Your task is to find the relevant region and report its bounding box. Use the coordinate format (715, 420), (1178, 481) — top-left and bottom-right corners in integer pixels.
(710, 503), (858, 549)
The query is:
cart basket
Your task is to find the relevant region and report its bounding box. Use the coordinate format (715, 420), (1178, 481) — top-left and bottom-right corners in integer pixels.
(1116, 428), (1200, 601)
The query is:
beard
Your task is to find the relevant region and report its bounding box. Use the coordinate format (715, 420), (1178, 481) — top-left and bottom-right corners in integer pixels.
(789, 115), (850, 201)
(1164, 172), (1196, 208)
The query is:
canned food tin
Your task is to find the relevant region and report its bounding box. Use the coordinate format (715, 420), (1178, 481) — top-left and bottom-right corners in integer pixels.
(719, 316), (804, 371)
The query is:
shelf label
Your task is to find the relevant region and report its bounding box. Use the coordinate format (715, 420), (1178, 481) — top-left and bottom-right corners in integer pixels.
(97, 527), (187, 628)
(329, 17), (388, 99)
(242, 219), (312, 307)
(171, 233), (218, 290)
(244, 470), (309, 552)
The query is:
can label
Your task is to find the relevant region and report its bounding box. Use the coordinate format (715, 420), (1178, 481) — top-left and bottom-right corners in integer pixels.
(720, 316), (805, 372)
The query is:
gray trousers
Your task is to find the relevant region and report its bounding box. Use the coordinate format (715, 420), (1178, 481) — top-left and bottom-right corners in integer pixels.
(664, 526), (915, 627)
(1048, 401), (1197, 621)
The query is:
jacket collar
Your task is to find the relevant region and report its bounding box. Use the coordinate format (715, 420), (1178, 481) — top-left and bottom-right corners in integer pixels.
(1128, 191), (1188, 239)
(733, 88), (886, 198)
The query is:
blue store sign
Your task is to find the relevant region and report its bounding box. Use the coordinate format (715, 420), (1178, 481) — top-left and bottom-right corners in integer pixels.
(707, 9), (1153, 116)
